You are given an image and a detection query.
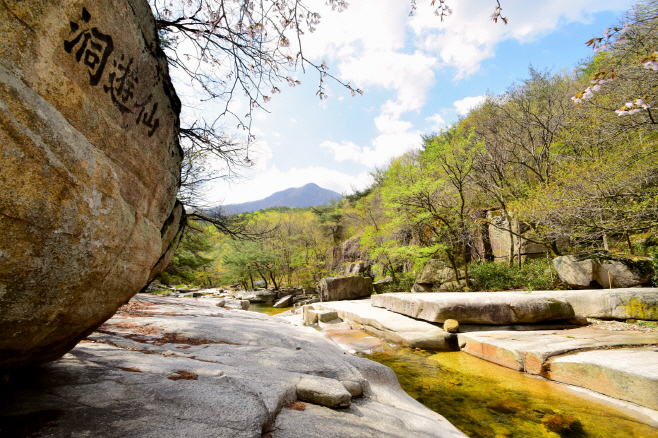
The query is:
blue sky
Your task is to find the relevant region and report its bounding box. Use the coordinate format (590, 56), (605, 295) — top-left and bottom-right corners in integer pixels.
(203, 0), (633, 205)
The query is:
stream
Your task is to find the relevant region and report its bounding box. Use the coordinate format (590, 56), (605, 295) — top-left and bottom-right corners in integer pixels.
(363, 346), (657, 438)
(248, 305), (657, 437)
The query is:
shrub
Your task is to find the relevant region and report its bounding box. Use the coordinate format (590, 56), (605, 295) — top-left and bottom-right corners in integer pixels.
(469, 259), (560, 292)
(377, 272), (416, 293)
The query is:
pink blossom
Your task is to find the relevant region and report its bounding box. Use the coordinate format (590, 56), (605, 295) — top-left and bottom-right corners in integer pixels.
(616, 109), (629, 116)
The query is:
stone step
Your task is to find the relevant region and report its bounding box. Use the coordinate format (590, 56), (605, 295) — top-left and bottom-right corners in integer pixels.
(371, 292), (575, 324)
(458, 327), (658, 374)
(545, 347), (658, 411)
(305, 300), (458, 351)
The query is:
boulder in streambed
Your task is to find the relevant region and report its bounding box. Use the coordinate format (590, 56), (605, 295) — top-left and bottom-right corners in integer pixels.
(318, 276), (373, 302)
(553, 251), (654, 289)
(274, 295), (295, 308)
(371, 292), (575, 324)
(233, 288), (278, 303)
(0, 0), (182, 373)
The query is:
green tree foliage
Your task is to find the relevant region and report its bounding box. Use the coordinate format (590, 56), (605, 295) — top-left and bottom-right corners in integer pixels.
(160, 221), (216, 287)
(174, 1), (658, 292)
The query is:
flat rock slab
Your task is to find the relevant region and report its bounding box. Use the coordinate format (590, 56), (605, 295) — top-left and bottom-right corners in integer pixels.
(527, 288), (658, 321)
(324, 329), (386, 353)
(1, 294), (465, 438)
(311, 300), (458, 351)
(371, 292), (574, 324)
(545, 347), (658, 411)
(458, 327), (658, 410)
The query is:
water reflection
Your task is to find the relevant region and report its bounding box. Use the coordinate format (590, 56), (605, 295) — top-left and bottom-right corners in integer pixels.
(247, 302), (292, 316)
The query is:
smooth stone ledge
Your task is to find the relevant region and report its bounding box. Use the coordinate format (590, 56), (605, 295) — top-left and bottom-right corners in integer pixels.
(545, 347), (658, 411)
(371, 292), (575, 324)
(309, 300), (458, 351)
(526, 288), (658, 321)
(458, 327), (658, 410)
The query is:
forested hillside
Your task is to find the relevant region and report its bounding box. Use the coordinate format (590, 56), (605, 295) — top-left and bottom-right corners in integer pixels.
(157, 1), (658, 291)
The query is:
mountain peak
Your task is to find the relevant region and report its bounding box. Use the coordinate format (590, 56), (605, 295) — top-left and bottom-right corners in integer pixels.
(221, 184), (341, 214)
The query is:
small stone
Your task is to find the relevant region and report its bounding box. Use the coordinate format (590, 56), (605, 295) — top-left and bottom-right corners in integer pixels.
(443, 319), (459, 333)
(316, 310), (339, 322)
(296, 376), (352, 408)
(568, 315), (588, 326)
(216, 299), (226, 308)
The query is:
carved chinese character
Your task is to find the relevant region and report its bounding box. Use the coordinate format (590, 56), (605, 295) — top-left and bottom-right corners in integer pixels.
(135, 95), (160, 137)
(104, 55), (139, 114)
(64, 8), (114, 87)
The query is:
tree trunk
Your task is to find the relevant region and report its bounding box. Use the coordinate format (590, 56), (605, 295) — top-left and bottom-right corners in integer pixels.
(446, 251), (460, 286)
(248, 272), (254, 290)
(269, 272), (279, 290)
(461, 245), (470, 289)
(502, 210), (515, 266)
(626, 231), (634, 254)
(517, 219), (522, 269)
(258, 271), (268, 289)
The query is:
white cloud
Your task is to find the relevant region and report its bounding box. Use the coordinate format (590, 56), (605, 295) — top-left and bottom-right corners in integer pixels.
(339, 50), (438, 117)
(410, 0), (629, 78)
(453, 95), (487, 115)
(321, 120), (421, 167)
(425, 113), (446, 130)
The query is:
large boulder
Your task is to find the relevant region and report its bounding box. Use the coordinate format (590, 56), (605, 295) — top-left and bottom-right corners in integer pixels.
(412, 259), (464, 292)
(233, 288), (278, 303)
(415, 260), (456, 284)
(318, 276), (373, 302)
(0, 0), (182, 373)
(371, 292), (575, 324)
(553, 251), (654, 289)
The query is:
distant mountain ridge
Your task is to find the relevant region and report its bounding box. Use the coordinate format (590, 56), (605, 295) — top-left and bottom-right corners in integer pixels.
(221, 183), (341, 214)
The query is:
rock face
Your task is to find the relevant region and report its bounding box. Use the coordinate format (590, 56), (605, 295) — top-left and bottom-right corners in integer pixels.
(484, 211), (569, 262)
(415, 260), (457, 285)
(553, 251), (654, 289)
(318, 276), (373, 302)
(412, 259), (466, 292)
(371, 292), (575, 324)
(327, 236), (373, 275)
(0, 0), (182, 373)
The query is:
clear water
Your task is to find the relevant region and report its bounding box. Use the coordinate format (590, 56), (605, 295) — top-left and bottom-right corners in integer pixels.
(364, 346), (658, 438)
(247, 302), (292, 315)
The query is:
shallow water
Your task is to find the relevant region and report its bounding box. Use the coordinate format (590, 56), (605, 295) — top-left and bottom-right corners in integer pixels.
(364, 347), (657, 438)
(247, 302), (292, 315)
